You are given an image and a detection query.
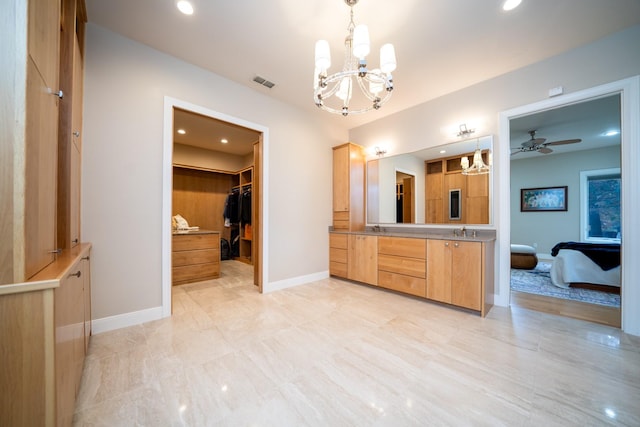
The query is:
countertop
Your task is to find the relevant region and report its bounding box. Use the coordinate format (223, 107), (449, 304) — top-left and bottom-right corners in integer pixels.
(329, 226), (496, 242)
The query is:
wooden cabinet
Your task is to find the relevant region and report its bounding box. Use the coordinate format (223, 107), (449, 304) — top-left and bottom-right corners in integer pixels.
(172, 231), (220, 285)
(427, 239), (484, 312)
(328, 232), (493, 316)
(347, 234), (377, 285)
(332, 143), (365, 231)
(378, 236), (426, 297)
(424, 151), (489, 225)
(0, 244), (92, 427)
(329, 232), (348, 278)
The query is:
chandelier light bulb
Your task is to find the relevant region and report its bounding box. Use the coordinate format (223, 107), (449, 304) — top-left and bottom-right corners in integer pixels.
(352, 25), (370, 59)
(368, 69), (384, 95)
(380, 43), (397, 73)
(337, 77), (353, 102)
(461, 156), (470, 170)
(315, 40), (331, 72)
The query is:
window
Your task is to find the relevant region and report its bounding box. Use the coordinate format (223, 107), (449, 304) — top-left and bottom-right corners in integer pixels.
(580, 168), (621, 242)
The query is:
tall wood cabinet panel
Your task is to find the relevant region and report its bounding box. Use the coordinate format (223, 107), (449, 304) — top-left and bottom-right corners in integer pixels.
(332, 143), (365, 231)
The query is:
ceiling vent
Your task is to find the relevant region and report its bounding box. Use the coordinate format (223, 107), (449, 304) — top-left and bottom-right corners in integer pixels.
(253, 75), (275, 89)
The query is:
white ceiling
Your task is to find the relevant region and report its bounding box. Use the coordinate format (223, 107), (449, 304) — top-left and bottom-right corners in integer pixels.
(86, 0), (639, 155)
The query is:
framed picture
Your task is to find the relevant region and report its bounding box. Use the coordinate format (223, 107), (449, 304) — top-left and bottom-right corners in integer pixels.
(520, 186), (567, 212)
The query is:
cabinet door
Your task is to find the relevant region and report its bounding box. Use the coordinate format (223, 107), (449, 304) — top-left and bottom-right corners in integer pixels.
(333, 145), (350, 212)
(348, 235), (378, 285)
(55, 262), (85, 427)
(451, 241), (482, 311)
(426, 239), (451, 303)
(28, 0), (60, 90)
(24, 57), (58, 278)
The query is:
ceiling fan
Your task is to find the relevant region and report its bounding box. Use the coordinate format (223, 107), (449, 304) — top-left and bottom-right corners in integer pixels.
(511, 130), (582, 155)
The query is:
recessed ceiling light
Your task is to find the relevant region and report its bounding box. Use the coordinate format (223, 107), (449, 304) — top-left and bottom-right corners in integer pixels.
(221, 139), (228, 144)
(439, 150), (446, 154)
(502, 0), (522, 11)
(177, 129), (186, 135)
(176, 0), (194, 15)
(603, 130), (620, 137)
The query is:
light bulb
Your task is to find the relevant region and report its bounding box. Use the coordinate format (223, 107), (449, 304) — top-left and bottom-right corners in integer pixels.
(368, 70), (384, 95)
(315, 40), (331, 72)
(337, 77), (352, 102)
(352, 25), (370, 59)
(380, 44), (396, 73)
(461, 156), (470, 170)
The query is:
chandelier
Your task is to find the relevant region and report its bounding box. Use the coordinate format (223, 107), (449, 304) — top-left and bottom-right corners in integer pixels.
(458, 125), (490, 175)
(314, 0), (396, 116)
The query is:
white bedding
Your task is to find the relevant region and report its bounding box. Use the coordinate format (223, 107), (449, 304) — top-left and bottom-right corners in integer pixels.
(550, 249), (621, 289)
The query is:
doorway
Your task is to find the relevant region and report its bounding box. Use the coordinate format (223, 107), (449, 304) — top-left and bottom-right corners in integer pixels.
(497, 76), (640, 335)
(161, 97), (268, 318)
(395, 171), (415, 223)
(508, 94), (621, 326)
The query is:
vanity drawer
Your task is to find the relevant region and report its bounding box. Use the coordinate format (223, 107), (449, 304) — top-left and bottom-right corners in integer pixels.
(333, 211), (350, 230)
(378, 236), (426, 259)
(378, 254), (426, 278)
(330, 261), (348, 278)
(330, 247), (347, 264)
(378, 271), (426, 297)
(329, 233), (348, 249)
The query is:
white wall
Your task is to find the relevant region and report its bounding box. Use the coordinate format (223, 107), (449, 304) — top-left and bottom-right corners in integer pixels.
(511, 147), (621, 254)
(349, 24), (640, 333)
(83, 24), (347, 322)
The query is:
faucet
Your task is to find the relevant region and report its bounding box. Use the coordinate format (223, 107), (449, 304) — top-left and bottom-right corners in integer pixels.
(461, 226), (467, 237)
(372, 224), (381, 233)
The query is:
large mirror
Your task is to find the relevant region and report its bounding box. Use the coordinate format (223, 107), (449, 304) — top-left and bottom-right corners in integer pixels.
(367, 135), (493, 225)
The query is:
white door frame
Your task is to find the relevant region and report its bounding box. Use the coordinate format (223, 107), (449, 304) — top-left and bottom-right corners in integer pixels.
(497, 76), (640, 335)
(161, 96), (269, 317)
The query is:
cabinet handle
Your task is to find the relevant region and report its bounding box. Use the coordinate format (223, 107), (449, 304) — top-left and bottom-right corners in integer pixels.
(72, 238), (79, 244)
(48, 248), (62, 254)
(68, 271), (81, 278)
(51, 89), (64, 99)
(82, 256), (90, 261)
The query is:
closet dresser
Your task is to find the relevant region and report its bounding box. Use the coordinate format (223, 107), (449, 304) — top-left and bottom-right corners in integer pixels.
(172, 230), (221, 285)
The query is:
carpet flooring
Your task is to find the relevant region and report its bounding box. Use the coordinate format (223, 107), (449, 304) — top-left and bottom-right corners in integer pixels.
(510, 262), (620, 307)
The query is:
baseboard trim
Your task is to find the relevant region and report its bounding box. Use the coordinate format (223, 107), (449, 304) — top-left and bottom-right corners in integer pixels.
(264, 270), (330, 293)
(91, 306), (164, 334)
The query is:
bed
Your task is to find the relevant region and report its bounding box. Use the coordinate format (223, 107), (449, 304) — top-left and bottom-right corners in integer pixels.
(549, 242), (621, 290)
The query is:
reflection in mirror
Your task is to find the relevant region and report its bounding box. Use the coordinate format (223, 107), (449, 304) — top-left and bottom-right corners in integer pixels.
(367, 135), (493, 225)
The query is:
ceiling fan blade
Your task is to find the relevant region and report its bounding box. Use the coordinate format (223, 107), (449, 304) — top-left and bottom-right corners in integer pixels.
(538, 147), (553, 154)
(545, 138), (582, 146)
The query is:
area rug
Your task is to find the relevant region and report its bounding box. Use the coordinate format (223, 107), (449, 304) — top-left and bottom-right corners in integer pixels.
(510, 262), (620, 307)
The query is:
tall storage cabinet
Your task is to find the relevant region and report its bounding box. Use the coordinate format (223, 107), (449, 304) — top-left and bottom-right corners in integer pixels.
(332, 143), (365, 231)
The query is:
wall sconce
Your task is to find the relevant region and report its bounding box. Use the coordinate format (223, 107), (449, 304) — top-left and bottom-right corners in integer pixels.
(457, 124), (476, 138)
(375, 146), (387, 157)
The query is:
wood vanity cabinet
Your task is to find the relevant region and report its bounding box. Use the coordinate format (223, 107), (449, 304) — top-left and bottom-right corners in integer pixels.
(378, 236), (427, 297)
(329, 232), (348, 278)
(427, 239), (483, 311)
(333, 143), (365, 231)
(347, 234), (378, 285)
(172, 231), (220, 285)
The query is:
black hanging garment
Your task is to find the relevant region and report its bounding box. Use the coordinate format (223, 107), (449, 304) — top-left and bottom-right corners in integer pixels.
(223, 189), (240, 226)
(240, 188), (251, 224)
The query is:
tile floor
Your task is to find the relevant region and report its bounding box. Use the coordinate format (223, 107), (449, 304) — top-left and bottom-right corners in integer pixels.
(74, 261), (640, 426)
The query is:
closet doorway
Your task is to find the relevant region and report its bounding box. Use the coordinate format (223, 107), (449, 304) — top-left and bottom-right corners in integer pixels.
(161, 97), (267, 317)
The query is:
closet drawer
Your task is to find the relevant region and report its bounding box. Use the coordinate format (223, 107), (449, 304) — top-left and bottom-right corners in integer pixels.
(172, 249), (219, 267)
(172, 264), (219, 285)
(172, 233), (217, 251)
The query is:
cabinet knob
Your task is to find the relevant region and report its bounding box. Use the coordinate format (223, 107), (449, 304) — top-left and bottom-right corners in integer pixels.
(68, 271), (81, 278)
(454, 242), (459, 248)
(82, 256), (90, 261)
(445, 242), (449, 247)
(48, 248), (62, 254)
(73, 131), (80, 137)
(51, 89), (64, 99)
(72, 238), (79, 244)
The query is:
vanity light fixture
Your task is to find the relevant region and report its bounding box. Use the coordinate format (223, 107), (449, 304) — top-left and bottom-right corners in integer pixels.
(456, 123), (476, 138)
(314, 0), (396, 116)
(374, 146), (387, 157)
(176, 0), (194, 15)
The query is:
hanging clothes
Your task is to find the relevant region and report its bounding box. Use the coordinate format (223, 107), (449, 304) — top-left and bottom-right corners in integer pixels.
(240, 187), (251, 224)
(223, 189), (240, 227)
